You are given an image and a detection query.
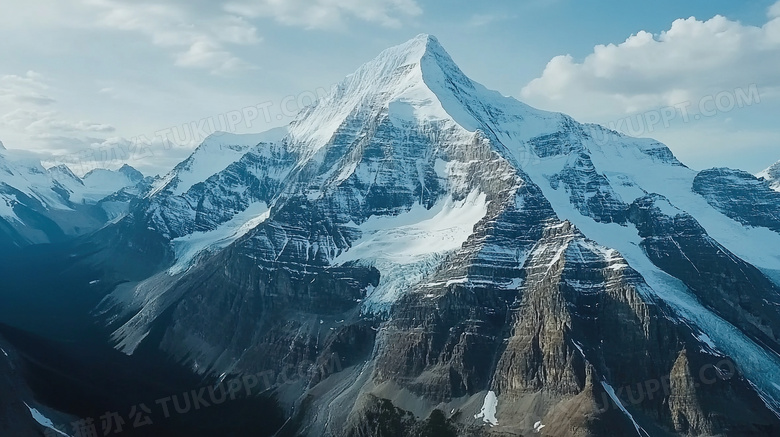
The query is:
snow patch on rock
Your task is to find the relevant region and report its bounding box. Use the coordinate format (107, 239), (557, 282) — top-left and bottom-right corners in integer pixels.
(24, 403), (70, 436)
(474, 390), (499, 426)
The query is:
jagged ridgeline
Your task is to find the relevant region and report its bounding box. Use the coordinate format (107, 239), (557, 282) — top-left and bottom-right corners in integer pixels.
(2, 35), (780, 437)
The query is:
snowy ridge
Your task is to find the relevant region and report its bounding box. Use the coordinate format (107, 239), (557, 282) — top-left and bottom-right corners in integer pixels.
(0, 141), (151, 248)
(285, 34), (561, 168)
(0, 150), (74, 220)
(524, 158), (780, 409)
(149, 130), (281, 197)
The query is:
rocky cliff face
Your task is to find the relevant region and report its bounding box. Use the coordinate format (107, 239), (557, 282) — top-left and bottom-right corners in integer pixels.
(4, 35), (780, 437)
(627, 194), (780, 353)
(694, 168), (780, 232)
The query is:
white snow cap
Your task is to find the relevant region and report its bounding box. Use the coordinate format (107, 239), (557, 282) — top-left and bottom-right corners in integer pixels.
(285, 32), (563, 170)
(285, 34), (465, 158)
(758, 160), (780, 180)
(758, 160), (780, 191)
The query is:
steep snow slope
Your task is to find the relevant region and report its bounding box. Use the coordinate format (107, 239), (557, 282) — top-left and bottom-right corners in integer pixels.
(287, 34), (559, 167)
(520, 138), (780, 285)
(169, 201), (271, 274)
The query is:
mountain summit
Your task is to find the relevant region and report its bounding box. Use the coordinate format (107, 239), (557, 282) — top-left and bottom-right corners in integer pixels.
(3, 35), (780, 437)
(286, 33), (468, 156)
(759, 160), (780, 191)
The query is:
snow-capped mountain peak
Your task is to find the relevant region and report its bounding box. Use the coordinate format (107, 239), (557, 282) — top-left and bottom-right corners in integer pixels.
(13, 35), (780, 437)
(285, 33), (488, 159)
(0, 148), (73, 215)
(117, 164), (144, 181)
(287, 33), (677, 179)
(758, 160), (780, 191)
(79, 165), (145, 203)
(48, 164), (83, 185)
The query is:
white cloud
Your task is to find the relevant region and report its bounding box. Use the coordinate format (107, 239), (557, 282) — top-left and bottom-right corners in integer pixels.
(0, 72), (120, 173)
(770, 1), (780, 19)
(0, 71), (56, 106)
(85, 0), (260, 74)
(521, 7), (780, 120)
(224, 0), (422, 30)
(174, 40), (255, 75)
(2, 108), (115, 134)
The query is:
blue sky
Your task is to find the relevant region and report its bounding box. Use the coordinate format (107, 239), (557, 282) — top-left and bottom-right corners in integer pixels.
(1, 0), (778, 176)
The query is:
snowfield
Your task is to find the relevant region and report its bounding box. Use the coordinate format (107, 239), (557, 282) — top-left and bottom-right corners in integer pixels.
(334, 190), (488, 312)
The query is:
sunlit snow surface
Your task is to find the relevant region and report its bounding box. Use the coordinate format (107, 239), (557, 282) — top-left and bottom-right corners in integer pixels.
(334, 190), (488, 312)
(582, 133), (780, 284)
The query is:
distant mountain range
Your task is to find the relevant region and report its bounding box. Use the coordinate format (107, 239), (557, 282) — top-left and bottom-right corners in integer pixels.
(0, 141), (149, 249)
